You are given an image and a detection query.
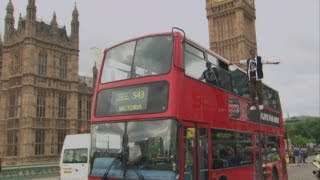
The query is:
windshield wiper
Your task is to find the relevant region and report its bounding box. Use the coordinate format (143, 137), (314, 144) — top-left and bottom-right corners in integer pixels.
(102, 122), (142, 180)
(102, 122), (128, 180)
(129, 164), (145, 180)
(101, 153), (122, 180)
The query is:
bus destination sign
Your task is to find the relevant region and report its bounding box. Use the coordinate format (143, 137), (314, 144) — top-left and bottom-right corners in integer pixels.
(110, 87), (149, 113)
(95, 81), (169, 117)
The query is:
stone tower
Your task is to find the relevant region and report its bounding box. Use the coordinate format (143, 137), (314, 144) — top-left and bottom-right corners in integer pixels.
(0, 1), (91, 165)
(206, 0), (257, 62)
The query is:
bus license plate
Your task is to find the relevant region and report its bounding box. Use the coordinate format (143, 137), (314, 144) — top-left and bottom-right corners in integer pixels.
(64, 170), (72, 174)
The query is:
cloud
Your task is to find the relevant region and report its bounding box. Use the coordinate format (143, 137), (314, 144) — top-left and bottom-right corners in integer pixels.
(256, 0), (319, 117)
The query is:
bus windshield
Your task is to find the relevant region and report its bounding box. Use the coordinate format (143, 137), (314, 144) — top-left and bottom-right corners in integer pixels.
(90, 119), (178, 180)
(101, 35), (173, 83)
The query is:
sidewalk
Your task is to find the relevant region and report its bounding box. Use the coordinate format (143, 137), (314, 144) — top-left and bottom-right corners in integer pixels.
(287, 155), (315, 166)
(287, 155), (318, 180)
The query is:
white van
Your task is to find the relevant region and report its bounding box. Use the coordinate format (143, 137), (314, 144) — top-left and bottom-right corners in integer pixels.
(59, 133), (91, 180)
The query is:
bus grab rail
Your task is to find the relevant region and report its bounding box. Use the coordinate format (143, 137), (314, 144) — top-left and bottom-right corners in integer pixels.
(172, 27), (185, 43)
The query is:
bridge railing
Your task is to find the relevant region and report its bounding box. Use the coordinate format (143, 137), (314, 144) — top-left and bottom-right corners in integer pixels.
(0, 163), (59, 180)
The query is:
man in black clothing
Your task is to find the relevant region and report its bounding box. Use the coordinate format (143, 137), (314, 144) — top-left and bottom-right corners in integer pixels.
(199, 62), (220, 86)
(236, 50), (280, 110)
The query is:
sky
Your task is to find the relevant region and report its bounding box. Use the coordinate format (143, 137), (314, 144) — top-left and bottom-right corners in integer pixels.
(0, 0), (319, 117)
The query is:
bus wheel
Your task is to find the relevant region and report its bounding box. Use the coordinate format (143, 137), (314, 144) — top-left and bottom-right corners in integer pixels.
(272, 168), (279, 180)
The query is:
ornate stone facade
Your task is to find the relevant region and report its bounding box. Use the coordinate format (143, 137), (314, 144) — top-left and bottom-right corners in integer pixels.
(0, 0), (93, 165)
(206, 0), (257, 62)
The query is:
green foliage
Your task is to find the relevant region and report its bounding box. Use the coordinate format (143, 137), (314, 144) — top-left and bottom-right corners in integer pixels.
(285, 117), (320, 147)
(291, 135), (308, 147)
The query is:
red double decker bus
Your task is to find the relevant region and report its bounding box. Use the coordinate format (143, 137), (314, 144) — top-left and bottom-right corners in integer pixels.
(89, 28), (287, 180)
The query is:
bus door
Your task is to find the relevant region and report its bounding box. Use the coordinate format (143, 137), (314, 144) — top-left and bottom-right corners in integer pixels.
(255, 131), (266, 180)
(183, 123), (209, 180)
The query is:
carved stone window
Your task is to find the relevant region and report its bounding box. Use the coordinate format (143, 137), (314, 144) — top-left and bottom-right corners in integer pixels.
(57, 130), (66, 154)
(58, 93), (67, 118)
(14, 53), (21, 71)
(11, 52), (21, 74)
(36, 91), (46, 118)
(78, 97), (82, 119)
(9, 90), (21, 118)
(38, 51), (47, 76)
(35, 129), (45, 155)
(59, 55), (67, 79)
(7, 130), (19, 156)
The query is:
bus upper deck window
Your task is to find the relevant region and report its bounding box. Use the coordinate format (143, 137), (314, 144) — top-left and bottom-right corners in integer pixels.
(101, 35), (172, 84)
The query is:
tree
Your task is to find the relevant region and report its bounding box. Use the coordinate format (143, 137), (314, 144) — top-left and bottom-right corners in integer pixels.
(291, 135), (308, 147)
(285, 117), (320, 147)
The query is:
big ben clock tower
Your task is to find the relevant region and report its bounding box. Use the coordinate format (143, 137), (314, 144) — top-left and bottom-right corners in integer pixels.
(206, 0), (257, 62)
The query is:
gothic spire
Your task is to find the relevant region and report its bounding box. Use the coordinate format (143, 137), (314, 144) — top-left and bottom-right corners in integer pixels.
(51, 11), (57, 25)
(18, 13), (23, 31)
(50, 12), (58, 36)
(19, 13), (22, 21)
(71, 2), (79, 43)
(6, 0), (14, 14)
(5, 0), (15, 39)
(27, 0), (36, 21)
(72, 2), (79, 18)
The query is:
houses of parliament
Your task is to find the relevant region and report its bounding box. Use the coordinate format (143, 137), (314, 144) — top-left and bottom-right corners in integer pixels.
(0, 0), (95, 165)
(0, 0), (257, 165)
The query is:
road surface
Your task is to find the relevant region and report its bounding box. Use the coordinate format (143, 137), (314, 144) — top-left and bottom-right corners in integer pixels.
(287, 155), (318, 180)
(33, 156), (319, 180)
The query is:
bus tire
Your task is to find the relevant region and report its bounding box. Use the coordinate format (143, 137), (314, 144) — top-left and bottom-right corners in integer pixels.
(272, 167), (279, 180)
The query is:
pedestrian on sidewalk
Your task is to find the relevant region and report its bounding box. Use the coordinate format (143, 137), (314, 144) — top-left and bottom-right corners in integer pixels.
(302, 150), (308, 163)
(293, 148), (301, 165)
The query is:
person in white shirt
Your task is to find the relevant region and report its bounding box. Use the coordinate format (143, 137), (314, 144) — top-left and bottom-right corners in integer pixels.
(236, 50), (280, 110)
